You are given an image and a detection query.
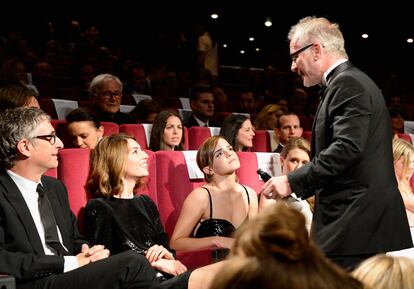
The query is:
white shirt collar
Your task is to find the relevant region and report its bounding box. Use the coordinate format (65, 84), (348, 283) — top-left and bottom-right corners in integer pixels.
(193, 115), (209, 127)
(323, 59), (348, 86)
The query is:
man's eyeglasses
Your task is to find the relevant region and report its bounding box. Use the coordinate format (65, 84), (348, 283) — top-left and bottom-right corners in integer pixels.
(290, 43), (314, 62)
(100, 91), (122, 99)
(33, 133), (57, 145)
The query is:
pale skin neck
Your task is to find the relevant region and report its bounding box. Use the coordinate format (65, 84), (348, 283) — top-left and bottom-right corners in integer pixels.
(10, 161), (45, 183)
(114, 177), (136, 199)
(208, 172), (238, 192)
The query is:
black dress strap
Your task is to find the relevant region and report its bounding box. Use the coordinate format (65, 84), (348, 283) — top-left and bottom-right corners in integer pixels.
(201, 187), (213, 219)
(242, 185), (250, 206)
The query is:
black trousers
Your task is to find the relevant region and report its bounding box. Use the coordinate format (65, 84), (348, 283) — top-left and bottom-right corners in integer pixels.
(328, 254), (375, 272)
(29, 251), (157, 289)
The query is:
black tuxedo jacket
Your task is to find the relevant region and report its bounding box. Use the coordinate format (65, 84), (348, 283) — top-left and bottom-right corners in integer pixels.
(0, 170), (86, 284)
(288, 62), (412, 256)
(184, 115), (203, 128)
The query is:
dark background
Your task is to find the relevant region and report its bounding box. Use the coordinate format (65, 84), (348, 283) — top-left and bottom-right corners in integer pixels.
(1, 2), (413, 94)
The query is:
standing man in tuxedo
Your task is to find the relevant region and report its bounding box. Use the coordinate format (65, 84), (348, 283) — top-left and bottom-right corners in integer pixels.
(0, 107), (157, 289)
(261, 16), (412, 270)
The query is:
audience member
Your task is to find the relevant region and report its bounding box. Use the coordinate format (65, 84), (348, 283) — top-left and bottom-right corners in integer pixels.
(238, 88), (258, 117)
(259, 137), (313, 232)
(88, 73), (135, 124)
(150, 111), (185, 151)
(170, 136), (258, 259)
(185, 84), (215, 128)
(392, 138), (414, 240)
(66, 107), (104, 149)
(253, 104), (285, 131)
(84, 134), (222, 289)
(132, 99), (162, 124)
(0, 107), (160, 289)
(273, 111), (303, 153)
(0, 83), (39, 111)
(352, 254), (414, 289)
(389, 108), (405, 135)
(219, 114), (255, 152)
(210, 203), (362, 289)
(212, 85), (228, 113)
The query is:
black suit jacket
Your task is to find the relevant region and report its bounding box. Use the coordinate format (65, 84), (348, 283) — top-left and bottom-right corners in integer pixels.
(0, 170), (86, 286)
(288, 62), (412, 256)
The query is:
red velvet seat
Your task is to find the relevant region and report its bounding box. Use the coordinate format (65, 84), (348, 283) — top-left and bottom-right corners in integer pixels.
(57, 148), (91, 233)
(154, 151), (211, 268)
(188, 126), (211, 150)
(236, 152), (266, 195)
(119, 124), (149, 149)
(252, 130), (271, 152)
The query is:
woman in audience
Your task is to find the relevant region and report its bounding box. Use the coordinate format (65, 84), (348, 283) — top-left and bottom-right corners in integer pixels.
(210, 203), (363, 289)
(0, 83), (40, 111)
(150, 110), (185, 151)
(170, 136), (258, 259)
(66, 107), (104, 149)
(352, 254), (414, 289)
(219, 114), (255, 152)
(259, 137), (313, 232)
(84, 134), (222, 289)
(253, 104), (285, 131)
(392, 138), (414, 240)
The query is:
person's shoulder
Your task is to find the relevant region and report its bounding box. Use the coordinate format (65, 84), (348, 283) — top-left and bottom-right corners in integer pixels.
(85, 197), (110, 210)
(240, 184), (258, 199)
(136, 194), (156, 206)
(187, 186), (210, 202)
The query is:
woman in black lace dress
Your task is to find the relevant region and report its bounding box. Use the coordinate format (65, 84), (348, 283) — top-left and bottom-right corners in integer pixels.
(84, 134), (222, 289)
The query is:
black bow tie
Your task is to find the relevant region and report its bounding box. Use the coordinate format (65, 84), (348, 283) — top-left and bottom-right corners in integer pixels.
(318, 84), (327, 99)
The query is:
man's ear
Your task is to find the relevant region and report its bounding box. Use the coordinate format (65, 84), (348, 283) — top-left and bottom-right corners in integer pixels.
(16, 139), (32, 158)
(202, 166), (213, 175)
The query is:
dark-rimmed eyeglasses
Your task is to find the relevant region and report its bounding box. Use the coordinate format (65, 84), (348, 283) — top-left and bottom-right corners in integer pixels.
(100, 91), (122, 99)
(290, 43), (314, 62)
(33, 133), (57, 145)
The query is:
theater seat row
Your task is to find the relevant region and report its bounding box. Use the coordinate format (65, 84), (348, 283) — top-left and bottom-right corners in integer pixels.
(45, 149), (272, 268)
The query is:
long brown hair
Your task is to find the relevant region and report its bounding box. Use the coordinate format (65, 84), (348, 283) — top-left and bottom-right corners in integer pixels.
(85, 134), (143, 197)
(150, 110), (185, 151)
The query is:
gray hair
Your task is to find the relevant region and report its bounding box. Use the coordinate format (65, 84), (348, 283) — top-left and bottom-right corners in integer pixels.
(0, 107), (50, 169)
(89, 73), (123, 98)
(288, 16), (348, 59)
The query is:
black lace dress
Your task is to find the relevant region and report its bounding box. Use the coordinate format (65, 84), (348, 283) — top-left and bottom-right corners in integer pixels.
(84, 195), (191, 289)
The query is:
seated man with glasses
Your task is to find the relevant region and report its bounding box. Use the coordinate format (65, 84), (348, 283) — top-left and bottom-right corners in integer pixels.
(87, 74), (135, 124)
(0, 107), (159, 289)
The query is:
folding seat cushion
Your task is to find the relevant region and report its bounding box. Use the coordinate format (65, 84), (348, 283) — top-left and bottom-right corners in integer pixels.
(398, 133), (412, 144)
(188, 126), (211, 150)
(252, 129), (271, 152)
(57, 148), (91, 233)
(155, 151), (205, 235)
(119, 124), (149, 149)
(303, 131), (312, 143)
(136, 149), (157, 203)
(101, 121), (119, 136)
(236, 151), (281, 195)
(155, 151), (212, 268)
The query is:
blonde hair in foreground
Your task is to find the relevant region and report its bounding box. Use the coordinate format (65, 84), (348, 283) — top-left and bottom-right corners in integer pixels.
(210, 203), (362, 289)
(352, 254), (414, 289)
